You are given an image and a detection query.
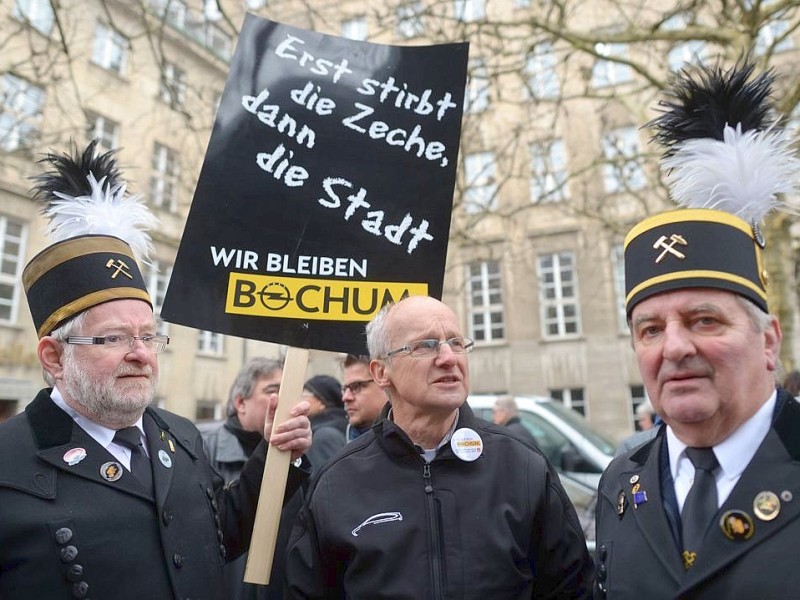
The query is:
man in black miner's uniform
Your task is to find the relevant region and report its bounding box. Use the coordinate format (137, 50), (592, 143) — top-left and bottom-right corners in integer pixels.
(594, 62), (800, 598)
(0, 141), (312, 600)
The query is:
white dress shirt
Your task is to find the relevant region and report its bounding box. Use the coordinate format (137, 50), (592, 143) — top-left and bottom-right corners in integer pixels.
(51, 386), (148, 470)
(667, 390), (776, 512)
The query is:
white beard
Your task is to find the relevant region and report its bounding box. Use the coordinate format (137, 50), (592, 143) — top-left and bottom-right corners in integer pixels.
(61, 353), (157, 427)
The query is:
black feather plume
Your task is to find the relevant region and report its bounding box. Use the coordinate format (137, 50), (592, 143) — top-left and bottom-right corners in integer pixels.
(27, 138), (157, 263)
(31, 139), (122, 209)
(650, 61), (776, 157)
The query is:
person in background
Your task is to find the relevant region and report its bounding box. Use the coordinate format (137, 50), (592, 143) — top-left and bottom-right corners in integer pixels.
(286, 296), (593, 598)
(614, 400), (660, 457)
(200, 357), (288, 600)
(341, 353), (387, 441)
(0, 142), (311, 600)
(492, 394), (537, 445)
(635, 400), (656, 431)
(595, 62), (800, 598)
(782, 370), (800, 398)
(301, 375), (347, 468)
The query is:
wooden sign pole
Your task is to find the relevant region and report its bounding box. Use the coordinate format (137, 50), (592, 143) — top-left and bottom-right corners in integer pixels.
(244, 345), (310, 585)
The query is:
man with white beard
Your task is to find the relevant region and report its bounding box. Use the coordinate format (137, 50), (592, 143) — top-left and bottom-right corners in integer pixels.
(0, 141), (312, 600)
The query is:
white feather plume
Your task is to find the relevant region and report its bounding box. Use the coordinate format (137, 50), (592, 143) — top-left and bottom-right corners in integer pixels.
(662, 124), (800, 222)
(43, 172), (159, 265)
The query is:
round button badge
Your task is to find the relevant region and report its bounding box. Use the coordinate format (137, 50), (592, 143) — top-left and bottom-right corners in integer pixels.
(450, 428), (483, 462)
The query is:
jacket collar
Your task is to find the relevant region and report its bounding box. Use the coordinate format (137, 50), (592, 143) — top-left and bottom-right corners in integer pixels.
(374, 401), (479, 460)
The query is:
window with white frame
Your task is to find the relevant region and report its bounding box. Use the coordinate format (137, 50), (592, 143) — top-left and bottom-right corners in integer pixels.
(197, 330), (224, 356)
(159, 62), (187, 109)
(668, 40), (708, 72)
(756, 18), (793, 55)
(550, 388), (586, 415)
(530, 138), (568, 202)
(463, 151), (497, 214)
(612, 243), (628, 331)
(538, 251), (581, 337)
(149, 0), (187, 27)
(86, 111), (120, 152)
(92, 23), (129, 75)
(195, 399), (221, 421)
(526, 42), (559, 99)
(0, 216), (27, 323)
(0, 74), (44, 152)
(341, 17), (368, 40)
(204, 22), (232, 59)
(466, 260), (505, 342)
(465, 58), (490, 114)
(591, 42), (632, 88)
(145, 260), (172, 335)
(602, 126), (645, 194)
(13, 0), (55, 35)
(454, 0), (485, 22)
(396, 1), (424, 39)
(150, 143), (180, 212)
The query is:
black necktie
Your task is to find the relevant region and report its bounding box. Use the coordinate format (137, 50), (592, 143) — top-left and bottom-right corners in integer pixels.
(681, 447), (719, 567)
(113, 426), (154, 494)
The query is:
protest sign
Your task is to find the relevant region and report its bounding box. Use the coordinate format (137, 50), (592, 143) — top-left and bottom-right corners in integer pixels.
(161, 14), (468, 355)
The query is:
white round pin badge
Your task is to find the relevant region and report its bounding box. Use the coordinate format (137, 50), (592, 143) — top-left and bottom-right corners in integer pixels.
(450, 428), (483, 462)
(158, 449), (173, 468)
(63, 447), (87, 466)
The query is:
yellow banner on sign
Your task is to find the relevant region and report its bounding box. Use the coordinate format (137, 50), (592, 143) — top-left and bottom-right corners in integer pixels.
(225, 272), (428, 321)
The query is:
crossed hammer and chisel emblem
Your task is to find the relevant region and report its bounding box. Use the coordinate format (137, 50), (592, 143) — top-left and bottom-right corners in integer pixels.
(105, 258), (134, 279)
(653, 234), (687, 263)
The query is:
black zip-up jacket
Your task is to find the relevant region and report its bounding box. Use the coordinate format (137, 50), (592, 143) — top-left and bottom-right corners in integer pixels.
(286, 402), (593, 599)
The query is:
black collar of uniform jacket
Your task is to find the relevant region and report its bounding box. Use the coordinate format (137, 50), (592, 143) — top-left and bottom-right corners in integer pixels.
(772, 388), (800, 461)
(374, 400), (479, 460)
(26, 389), (76, 449)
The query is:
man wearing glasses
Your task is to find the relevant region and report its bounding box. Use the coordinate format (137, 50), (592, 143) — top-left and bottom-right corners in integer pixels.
(0, 142), (312, 600)
(341, 353), (388, 441)
(286, 295), (592, 598)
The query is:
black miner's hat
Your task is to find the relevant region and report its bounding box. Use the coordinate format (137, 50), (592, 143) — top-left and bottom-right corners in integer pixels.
(624, 61), (798, 316)
(22, 140), (156, 338)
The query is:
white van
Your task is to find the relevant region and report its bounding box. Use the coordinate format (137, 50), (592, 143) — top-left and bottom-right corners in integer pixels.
(467, 395), (615, 489)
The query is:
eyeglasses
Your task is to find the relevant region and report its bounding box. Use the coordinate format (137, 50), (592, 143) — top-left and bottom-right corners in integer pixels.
(342, 379), (374, 395)
(383, 337), (474, 360)
(65, 334), (170, 354)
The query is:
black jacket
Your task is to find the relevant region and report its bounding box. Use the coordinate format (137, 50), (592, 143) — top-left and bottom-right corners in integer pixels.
(595, 389), (800, 598)
(286, 402), (593, 599)
(0, 389), (307, 600)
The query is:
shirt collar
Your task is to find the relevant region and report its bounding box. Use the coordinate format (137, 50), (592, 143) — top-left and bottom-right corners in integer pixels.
(51, 386), (145, 449)
(387, 406), (460, 457)
(667, 389), (776, 480)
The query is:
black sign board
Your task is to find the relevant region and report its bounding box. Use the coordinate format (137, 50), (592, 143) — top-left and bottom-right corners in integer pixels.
(161, 15), (468, 354)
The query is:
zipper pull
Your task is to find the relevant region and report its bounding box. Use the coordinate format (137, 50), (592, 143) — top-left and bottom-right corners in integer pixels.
(423, 463), (433, 493)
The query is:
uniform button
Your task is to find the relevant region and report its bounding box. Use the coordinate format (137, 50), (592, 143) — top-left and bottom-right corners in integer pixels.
(206, 487), (214, 499)
(66, 564), (84, 582)
(60, 546), (78, 562)
(599, 545), (607, 560)
(55, 527), (73, 544)
(162, 510), (174, 526)
(211, 498), (218, 510)
(597, 565), (607, 581)
(173, 553), (184, 568)
(217, 530), (224, 543)
(71, 581), (89, 598)
(219, 544), (227, 559)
